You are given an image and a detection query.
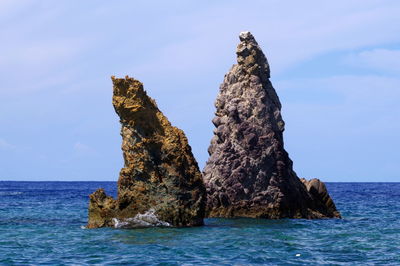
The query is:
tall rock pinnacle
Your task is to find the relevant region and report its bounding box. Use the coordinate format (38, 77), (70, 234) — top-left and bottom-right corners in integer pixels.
(203, 32), (340, 219)
(87, 76), (206, 228)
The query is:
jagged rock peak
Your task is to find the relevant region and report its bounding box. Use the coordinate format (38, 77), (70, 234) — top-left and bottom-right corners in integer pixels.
(239, 31), (254, 41)
(203, 32), (340, 219)
(87, 76), (206, 228)
(236, 31), (270, 79)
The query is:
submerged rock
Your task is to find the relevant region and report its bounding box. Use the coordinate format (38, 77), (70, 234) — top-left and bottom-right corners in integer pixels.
(203, 31), (340, 219)
(87, 76), (206, 228)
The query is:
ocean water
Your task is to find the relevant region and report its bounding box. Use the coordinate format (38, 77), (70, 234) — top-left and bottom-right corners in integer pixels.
(0, 182), (399, 265)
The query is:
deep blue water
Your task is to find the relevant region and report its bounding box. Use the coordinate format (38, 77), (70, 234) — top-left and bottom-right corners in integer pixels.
(0, 182), (399, 265)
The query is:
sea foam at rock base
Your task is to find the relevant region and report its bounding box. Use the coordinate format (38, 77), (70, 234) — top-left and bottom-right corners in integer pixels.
(112, 209), (171, 229)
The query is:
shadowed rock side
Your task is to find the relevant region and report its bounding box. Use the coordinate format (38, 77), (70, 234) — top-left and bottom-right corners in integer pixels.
(300, 178), (341, 218)
(203, 31), (340, 219)
(87, 76), (206, 228)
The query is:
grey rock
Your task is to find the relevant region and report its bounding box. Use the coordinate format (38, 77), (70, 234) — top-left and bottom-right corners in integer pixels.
(203, 31), (341, 219)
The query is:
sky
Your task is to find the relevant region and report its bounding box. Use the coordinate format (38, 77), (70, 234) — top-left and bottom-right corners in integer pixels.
(0, 0), (399, 182)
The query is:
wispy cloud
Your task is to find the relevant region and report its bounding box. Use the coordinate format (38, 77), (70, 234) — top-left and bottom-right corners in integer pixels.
(2, 1), (400, 97)
(130, 1), (400, 77)
(277, 74), (400, 181)
(1, 1), (400, 181)
(0, 39), (87, 70)
(0, 0), (31, 16)
(278, 74), (400, 120)
(73, 142), (95, 156)
(0, 138), (15, 151)
(0, 1), (91, 97)
(344, 49), (400, 73)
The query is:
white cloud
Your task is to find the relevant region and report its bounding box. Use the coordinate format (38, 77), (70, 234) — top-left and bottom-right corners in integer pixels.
(0, 138), (15, 151)
(278, 74), (400, 122)
(344, 49), (400, 73)
(130, 0), (400, 77)
(0, 0), (31, 16)
(276, 74), (400, 181)
(280, 74), (400, 143)
(73, 142), (95, 156)
(4, 40), (86, 68)
(2, 1), (400, 97)
(1, 1), (400, 181)
(0, 1), (90, 96)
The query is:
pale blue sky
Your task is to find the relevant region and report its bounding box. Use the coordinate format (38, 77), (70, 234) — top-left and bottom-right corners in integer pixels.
(1, 1), (399, 181)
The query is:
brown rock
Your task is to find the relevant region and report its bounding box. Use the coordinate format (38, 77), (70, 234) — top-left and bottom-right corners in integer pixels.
(87, 76), (206, 228)
(300, 178), (341, 218)
(203, 31), (341, 219)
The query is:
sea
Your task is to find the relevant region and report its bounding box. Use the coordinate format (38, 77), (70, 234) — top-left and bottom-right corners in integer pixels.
(0, 181), (399, 265)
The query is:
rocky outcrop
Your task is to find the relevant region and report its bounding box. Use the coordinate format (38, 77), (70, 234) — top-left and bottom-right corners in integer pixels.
(300, 178), (340, 218)
(203, 31), (340, 219)
(87, 76), (206, 228)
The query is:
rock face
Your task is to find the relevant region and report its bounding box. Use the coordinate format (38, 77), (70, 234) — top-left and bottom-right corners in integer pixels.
(203, 31), (340, 219)
(300, 178), (341, 218)
(87, 76), (206, 228)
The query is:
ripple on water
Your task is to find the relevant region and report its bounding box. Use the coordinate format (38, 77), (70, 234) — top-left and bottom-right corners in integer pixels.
(0, 182), (399, 265)
(0, 192), (23, 196)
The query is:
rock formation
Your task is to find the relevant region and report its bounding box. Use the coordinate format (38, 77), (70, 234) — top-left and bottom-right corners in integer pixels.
(203, 31), (340, 219)
(300, 178), (341, 218)
(87, 76), (206, 228)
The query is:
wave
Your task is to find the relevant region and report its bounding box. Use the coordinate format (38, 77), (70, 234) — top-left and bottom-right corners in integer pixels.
(112, 209), (171, 229)
(0, 192), (23, 196)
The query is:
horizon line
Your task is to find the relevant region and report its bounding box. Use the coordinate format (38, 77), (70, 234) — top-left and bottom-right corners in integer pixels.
(0, 180), (399, 183)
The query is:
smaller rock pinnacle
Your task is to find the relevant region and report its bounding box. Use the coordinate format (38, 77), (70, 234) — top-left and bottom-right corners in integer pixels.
(87, 76), (206, 228)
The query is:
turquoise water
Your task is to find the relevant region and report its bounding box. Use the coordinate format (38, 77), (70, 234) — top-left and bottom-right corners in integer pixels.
(0, 182), (399, 265)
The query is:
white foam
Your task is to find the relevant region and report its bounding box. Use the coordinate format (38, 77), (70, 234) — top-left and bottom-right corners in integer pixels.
(80, 225), (87, 229)
(112, 208), (171, 229)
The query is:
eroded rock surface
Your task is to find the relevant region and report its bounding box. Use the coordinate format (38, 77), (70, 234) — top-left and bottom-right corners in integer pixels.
(203, 31), (340, 219)
(300, 178), (340, 218)
(87, 76), (206, 228)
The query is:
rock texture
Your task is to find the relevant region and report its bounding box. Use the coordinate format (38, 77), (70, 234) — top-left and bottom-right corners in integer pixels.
(300, 178), (340, 218)
(203, 31), (340, 219)
(87, 76), (206, 228)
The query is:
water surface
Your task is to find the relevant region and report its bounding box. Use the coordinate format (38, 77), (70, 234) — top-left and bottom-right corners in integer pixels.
(0, 181), (399, 265)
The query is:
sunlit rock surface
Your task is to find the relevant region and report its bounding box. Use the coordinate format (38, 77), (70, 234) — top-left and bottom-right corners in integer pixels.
(87, 76), (206, 228)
